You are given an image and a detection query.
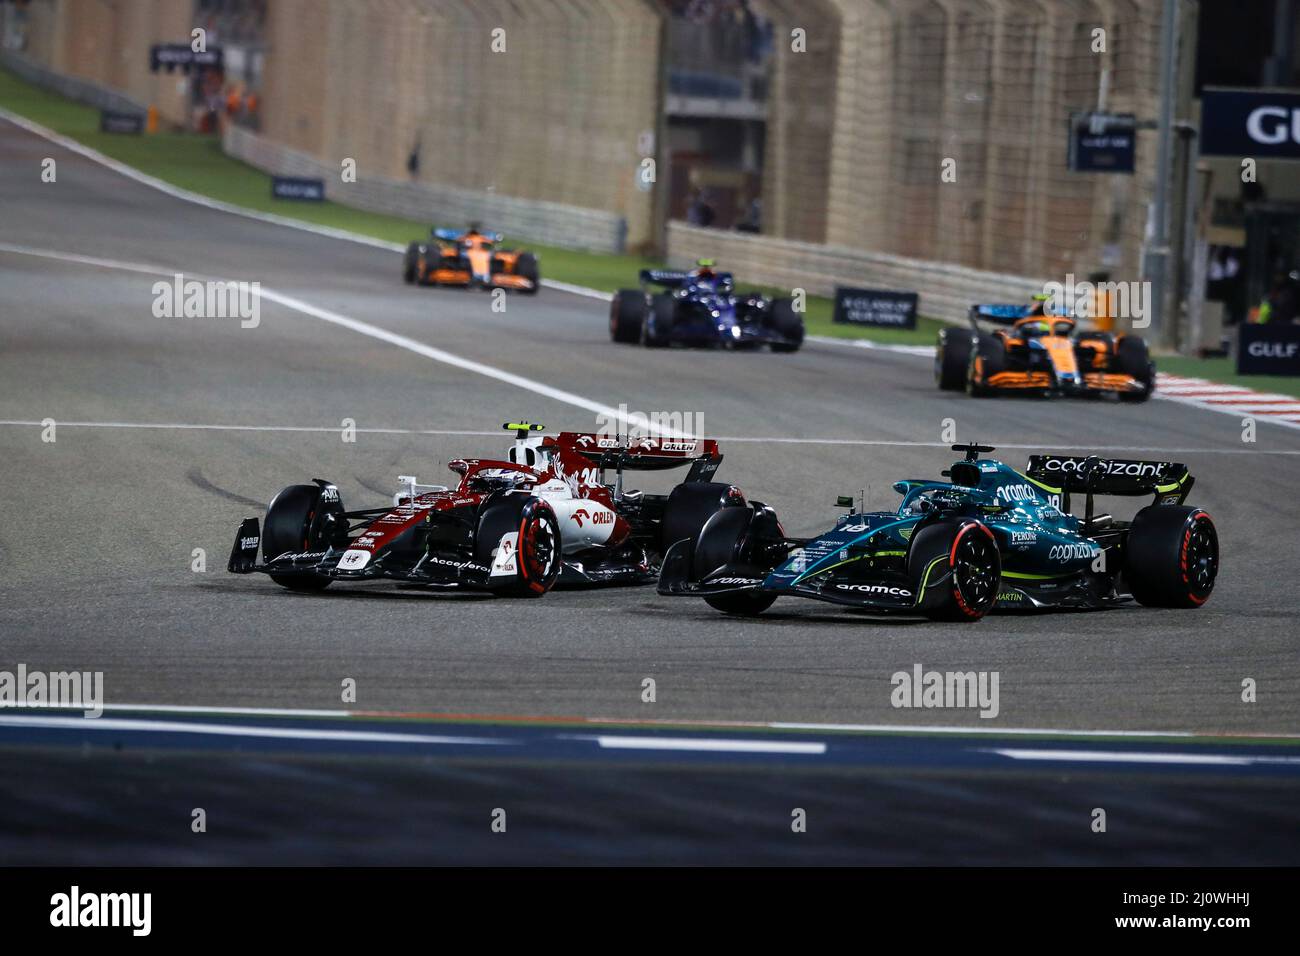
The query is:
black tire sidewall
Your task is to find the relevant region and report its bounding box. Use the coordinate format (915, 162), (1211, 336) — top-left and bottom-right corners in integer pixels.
(936, 328), (971, 389)
(1123, 506), (1217, 607)
(767, 297), (804, 351)
(610, 290), (645, 343)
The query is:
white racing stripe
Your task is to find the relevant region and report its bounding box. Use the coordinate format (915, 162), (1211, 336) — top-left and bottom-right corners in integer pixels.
(0, 714), (509, 746)
(589, 735), (827, 755)
(988, 747), (1300, 766)
(0, 241), (690, 437)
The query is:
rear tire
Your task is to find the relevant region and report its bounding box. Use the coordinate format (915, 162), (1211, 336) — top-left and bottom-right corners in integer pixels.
(1123, 506), (1217, 608)
(1115, 335), (1155, 403)
(515, 252), (540, 294)
(263, 483), (335, 591)
(766, 297), (804, 352)
(906, 519), (1000, 621)
(935, 327), (972, 390)
(610, 290), (645, 343)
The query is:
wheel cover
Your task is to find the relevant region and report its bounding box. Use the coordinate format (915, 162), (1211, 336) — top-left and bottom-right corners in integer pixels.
(519, 510), (559, 591)
(952, 531), (998, 612)
(1183, 515), (1218, 599)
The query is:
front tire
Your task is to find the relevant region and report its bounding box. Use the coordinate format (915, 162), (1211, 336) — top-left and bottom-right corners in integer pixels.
(1115, 335), (1155, 403)
(403, 242), (422, 285)
(966, 333), (1005, 397)
(610, 290), (645, 343)
(660, 481), (745, 556)
(475, 495), (562, 597)
(263, 483), (337, 591)
(693, 507), (778, 616)
(766, 297), (804, 352)
(906, 519), (1000, 621)
(1123, 506), (1217, 608)
(515, 252), (540, 294)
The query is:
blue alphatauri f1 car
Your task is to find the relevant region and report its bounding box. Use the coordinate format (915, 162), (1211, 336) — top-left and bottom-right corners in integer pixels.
(610, 259), (804, 351)
(658, 444), (1218, 621)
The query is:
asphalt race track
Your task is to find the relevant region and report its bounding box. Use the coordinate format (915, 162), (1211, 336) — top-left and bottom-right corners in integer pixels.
(2, 118), (1299, 863)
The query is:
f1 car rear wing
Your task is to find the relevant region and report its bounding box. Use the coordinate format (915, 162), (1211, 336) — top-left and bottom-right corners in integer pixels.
(638, 268), (734, 289)
(551, 432), (722, 482)
(1026, 454), (1194, 525)
(434, 227), (502, 242)
(639, 269), (692, 289)
(970, 303), (1040, 324)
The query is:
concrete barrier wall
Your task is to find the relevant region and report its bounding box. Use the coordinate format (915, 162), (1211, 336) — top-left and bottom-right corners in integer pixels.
(6, 0), (195, 125)
(667, 221), (1046, 325)
(261, 0), (661, 251)
(224, 124), (628, 253)
(1, 49), (146, 115)
(761, 0), (1164, 285)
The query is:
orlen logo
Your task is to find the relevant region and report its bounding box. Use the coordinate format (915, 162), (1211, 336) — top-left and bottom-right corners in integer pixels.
(572, 508), (613, 528)
(835, 584), (912, 597)
(661, 441), (697, 453)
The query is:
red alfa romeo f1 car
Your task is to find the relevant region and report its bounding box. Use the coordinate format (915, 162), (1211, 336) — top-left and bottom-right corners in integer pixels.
(227, 423), (755, 596)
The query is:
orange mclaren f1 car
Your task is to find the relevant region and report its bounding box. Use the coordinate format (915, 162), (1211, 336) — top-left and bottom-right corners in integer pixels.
(935, 298), (1154, 402)
(403, 225), (539, 293)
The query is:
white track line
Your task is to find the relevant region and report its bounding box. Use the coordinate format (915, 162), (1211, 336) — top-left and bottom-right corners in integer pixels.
(14, 703), (1300, 742)
(5, 417), (1300, 454)
(588, 735), (826, 754)
(0, 107), (606, 298)
(988, 748), (1300, 766)
(0, 714), (508, 746)
(0, 241), (689, 437)
(808, 335), (934, 356)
